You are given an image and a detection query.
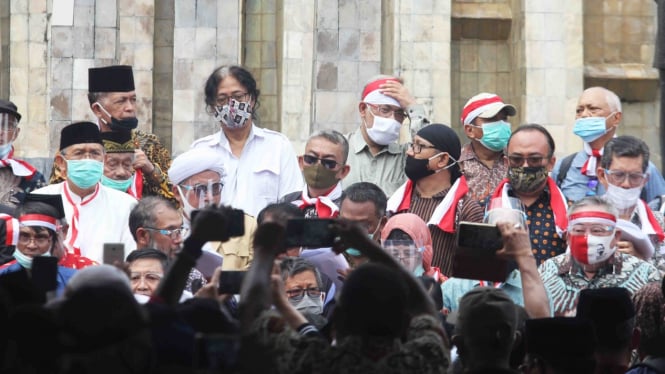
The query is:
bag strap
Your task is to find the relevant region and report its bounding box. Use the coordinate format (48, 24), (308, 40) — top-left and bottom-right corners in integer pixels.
(556, 153), (577, 187)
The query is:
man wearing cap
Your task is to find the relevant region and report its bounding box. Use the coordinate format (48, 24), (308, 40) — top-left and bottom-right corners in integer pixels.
(344, 75), (430, 197)
(168, 147), (255, 270)
(450, 287), (520, 373)
(192, 65), (302, 217)
(552, 86), (665, 203)
(0, 99), (45, 207)
(35, 122), (137, 264)
(100, 131), (142, 198)
(539, 196), (661, 316)
(458, 93), (516, 205)
(49, 65), (174, 202)
(387, 124), (483, 276)
(490, 124), (569, 265)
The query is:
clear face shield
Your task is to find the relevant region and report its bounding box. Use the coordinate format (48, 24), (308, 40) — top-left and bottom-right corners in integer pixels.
(382, 239), (424, 273)
(0, 113), (18, 146)
(177, 179), (223, 218)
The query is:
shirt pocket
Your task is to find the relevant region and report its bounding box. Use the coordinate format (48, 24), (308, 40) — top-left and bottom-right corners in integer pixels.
(253, 157), (281, 202)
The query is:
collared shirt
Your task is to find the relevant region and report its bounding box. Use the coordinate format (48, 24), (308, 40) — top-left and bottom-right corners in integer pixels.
(344, 104), (429, 197)
(552, 150), (665, 203)
(210, 213), (256, 271)
(458, 143), (508, 206)
(34, 182), (137, 263)
(248, 311), (449, 374)
(407, 186), (484, 276)
(190, 124), (303, 217)
(509, 188), (567, 265)
(442, 270), (524, 312)
(539, 252), (661, 316)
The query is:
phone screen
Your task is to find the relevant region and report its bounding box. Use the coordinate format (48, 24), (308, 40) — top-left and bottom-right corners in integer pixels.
(218, 270), (246, 294)
(456, 222), (503, 255)
(32, 256), (59, 293)
(284, 218), (336, 248)
(103, 243), (125, 265)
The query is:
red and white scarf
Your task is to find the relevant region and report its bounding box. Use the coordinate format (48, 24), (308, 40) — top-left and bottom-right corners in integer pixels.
(491, 177), (568, 235)
(291, 182), (342, 218)
(581, 142), (602, 177)
(387, 177), (469, 233)
(634, 199), (665, 242)
(127, 169), (143, 199)
(63, 182), (100, 256)
(0, 213), (18, 246)
(0, 147), (37, 178)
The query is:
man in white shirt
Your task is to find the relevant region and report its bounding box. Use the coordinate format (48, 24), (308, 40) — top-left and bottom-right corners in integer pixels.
(35, 122), (137, 263)
(191, 65), (302, 217)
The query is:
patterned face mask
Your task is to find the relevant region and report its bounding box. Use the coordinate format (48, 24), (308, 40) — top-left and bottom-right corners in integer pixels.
(508, 166), (548, 194)
(214, 99), (252, 129)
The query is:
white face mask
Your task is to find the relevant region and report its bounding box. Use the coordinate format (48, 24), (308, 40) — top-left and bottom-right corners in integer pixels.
(603, 183), (642, 210)
(364, 108), (401, 145)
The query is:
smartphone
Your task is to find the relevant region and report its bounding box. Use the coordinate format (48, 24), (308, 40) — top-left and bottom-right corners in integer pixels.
(284, 218), (336, 248)
(31, 256), (59, 293)
(218, 270), (246, 294)
(190, 208), (245, 240)
(193, 332), (240, 370)
(103, 243), (125, 265)
(456, 221), (503, 255)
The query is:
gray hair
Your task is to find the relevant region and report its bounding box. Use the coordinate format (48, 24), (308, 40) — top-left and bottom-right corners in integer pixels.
(279, 257), (323, 289)
(600, 135), (650, 172)
(308, 129), (350, 164)
(128, 196), (179, 241)
(569, 196), (619, 218)
(584, 86), (622, 113)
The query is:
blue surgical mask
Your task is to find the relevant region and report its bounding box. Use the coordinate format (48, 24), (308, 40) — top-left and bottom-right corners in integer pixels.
(13, 249), (33, 269)
(0, 143), (12, 158)
(471, 120), (512, 152)
(101, 175), (133, 192)
(573, 113), (615, 143)
(66, 159), (103, 189)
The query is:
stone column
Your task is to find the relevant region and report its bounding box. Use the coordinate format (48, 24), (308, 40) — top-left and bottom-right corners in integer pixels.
(383, 0), (452, 126)
(170, 0), (242, 155)
(519, 0), (584, 157)
(11, 0), (50, 157)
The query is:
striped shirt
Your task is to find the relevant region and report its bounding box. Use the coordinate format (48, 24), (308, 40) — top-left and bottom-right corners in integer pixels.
(407, 186), (484, 275)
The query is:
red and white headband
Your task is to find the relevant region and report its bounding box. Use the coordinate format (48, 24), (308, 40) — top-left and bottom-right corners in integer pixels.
(362, 78), (401, 107)
(568, 211), (616, 227)
(19, 214), (58, 231)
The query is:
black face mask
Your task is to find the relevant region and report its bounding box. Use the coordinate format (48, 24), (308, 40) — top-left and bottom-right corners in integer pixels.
(108, 116), (138, 131)
(404, 156), (435, 182)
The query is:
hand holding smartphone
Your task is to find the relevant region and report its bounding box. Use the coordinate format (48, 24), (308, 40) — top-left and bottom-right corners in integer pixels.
(284, 218), (336, 248)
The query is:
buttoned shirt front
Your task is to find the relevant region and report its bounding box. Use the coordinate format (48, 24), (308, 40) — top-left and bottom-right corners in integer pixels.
(190, 124), (303, 217)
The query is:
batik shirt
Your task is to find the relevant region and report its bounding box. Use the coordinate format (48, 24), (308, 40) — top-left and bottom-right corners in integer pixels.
(458, 143), (508, 206)
(539, 252), (661, 316)
(50, 130), (174, 202)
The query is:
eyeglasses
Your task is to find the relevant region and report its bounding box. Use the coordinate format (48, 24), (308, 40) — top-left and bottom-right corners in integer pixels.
(63, 148), (105, 161)
(507, 155), (549, 167)
(180, 182), (223, 196)
(604, 169), (647, 187)
(144, 226), (187, 239)
(18, 233), (51, 246)
(302, 154), (340, 170)
(129, 272), (163, 284)
(285, 287), (322, 302)
(568, 224), (615, 237)
(408, 142), (439, 154)
(388, 249), (421, 260)
(367, 103), (407, 122)
(216, 92), (250, 106)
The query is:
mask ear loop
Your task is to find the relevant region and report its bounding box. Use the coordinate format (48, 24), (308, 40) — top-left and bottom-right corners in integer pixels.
(94, 102), (112, 125)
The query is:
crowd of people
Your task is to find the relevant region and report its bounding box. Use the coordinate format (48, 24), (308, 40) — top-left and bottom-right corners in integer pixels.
(0, 63), (664, 373)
